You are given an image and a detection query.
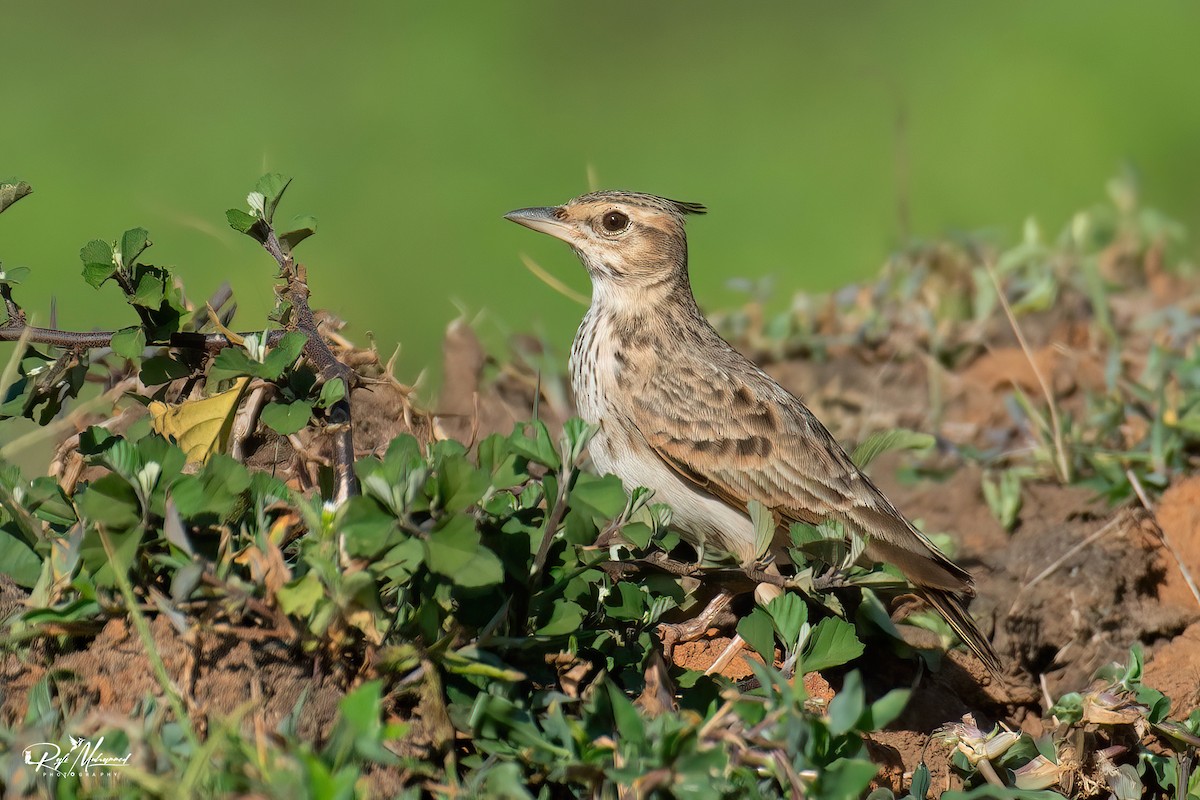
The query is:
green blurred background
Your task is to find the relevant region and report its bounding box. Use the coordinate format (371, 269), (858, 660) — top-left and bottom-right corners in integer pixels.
(4, 2), (1199, 402)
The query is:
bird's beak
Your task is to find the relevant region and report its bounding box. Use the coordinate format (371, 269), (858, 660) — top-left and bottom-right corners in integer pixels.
(503, 206), (576, 244)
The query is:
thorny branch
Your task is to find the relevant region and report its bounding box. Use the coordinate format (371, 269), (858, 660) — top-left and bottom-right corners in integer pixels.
(255, 224), (359, 503)
(0, 321), (287, 352)
(1, 225), (360, 504)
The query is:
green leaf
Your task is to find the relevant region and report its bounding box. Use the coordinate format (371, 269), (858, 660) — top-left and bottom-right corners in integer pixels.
(0, 528), (42, 587)
(209, 347), (262, 382)
(827, 670), (866, 735)
(569, 472), (626, 519)
(537, 601), (584, 636)
(318, 377), (345, 408)
(80, 239), (116, 288)
(169, 455), (250, 518)
(255, 173), (292, 224)
(110, 326), (146, 361)
(864, 688), (911, 730)
(81, 527), (143, 588)
(339, 499), (402, 559)
(279, 214), (317, 253)
(77, 474), (141, 530)
(802, 616), (864, 673)
(435, 449), (490, 512)
(819, 756), (878, 798)
(119, 228), (151, 267)
(25, 477), (78, 527)
(509, 420), (560, 471)
(278, 572), (324, 617)
(140, 356), (190, 385)
(0, 265), (31, 285)
(765, 591), (808, 649)
(261, 331), (308, 379)
(619, 521), (653, 549)
(226, 208), (257, 233)
(748, 499), (776, 560)
(561, 417), (597, 465)
(605, 582), (647, 621)
(0, 180), (32, 214)
(909, 763), (932, 799)
(427, 515), (502, 588)
(130, 272), (164, 307)
(604, 683), (647, 747)
(81, 263), (116, 289)
(851, 429), (936, 470)
(261, 400), (313, 435)
(737, 606), (775, 662)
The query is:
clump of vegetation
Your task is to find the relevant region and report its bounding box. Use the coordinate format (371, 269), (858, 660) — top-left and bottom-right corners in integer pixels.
(0, 174), (1196, 798)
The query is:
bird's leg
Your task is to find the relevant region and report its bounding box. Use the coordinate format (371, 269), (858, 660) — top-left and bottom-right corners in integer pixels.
(656, 590), (735, 657)
(812, 567), (852, 593)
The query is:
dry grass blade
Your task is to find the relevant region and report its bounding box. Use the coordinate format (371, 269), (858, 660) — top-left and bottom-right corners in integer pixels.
(1126, 468), (1200, 610)
(983, 258), (1071, 483)
(519, 253), (589, 306)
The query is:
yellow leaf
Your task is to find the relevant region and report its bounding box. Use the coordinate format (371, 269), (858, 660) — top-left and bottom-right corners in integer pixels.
(149, 377), (250, 463)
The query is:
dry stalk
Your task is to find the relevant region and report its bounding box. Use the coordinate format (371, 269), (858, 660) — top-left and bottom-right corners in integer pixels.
(1126, 468), (1200, 610)
(519, 252), (589, 306)
(983, 259), (1071, 482)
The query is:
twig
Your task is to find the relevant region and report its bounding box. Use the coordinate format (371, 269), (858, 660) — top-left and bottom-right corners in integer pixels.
(1126, 468), (1200, 610)
(0, 283), (24, 325)
(229, 381), (270, 462)
(0, 320), (286, 352)
(984, 258), (1071, 483)
(531, 465), (571, 582)
(256, 226), (358, 504)
(705, 634), (749, 677)
(599, 553), (793, 591)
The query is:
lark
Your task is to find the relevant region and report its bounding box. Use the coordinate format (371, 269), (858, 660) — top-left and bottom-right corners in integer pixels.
(505, 191), (1001, 674)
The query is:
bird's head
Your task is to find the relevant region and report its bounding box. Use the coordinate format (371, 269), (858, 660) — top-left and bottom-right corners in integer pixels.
(505, 190), (706, 300)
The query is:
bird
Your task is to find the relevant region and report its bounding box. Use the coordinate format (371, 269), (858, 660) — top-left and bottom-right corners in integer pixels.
(504, 190), (1001, 675)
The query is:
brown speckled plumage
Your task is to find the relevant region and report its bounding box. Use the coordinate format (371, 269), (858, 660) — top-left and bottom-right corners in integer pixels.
(505, 190), (1001, 674)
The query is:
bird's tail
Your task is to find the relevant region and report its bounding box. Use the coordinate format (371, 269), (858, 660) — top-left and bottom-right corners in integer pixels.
(920, 587), (1002, 678)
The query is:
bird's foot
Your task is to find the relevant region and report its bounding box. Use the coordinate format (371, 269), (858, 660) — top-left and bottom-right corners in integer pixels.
(812, 566), (851, 593)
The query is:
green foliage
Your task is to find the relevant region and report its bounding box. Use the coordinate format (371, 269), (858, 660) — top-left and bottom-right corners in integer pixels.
(2, 173), (1196, 799)
(851, 429), (936, 470)
(981, 468), (1027, 532)
(1, 409), (913, 797)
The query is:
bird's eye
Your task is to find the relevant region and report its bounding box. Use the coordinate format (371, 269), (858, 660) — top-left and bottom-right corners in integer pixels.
(601, 211), (630, 233)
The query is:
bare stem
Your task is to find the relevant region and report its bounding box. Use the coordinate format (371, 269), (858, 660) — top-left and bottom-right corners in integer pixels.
(258, 227), (358, 503)
(1126, 468), (1200, 611)
(0, 321), (285, 352)
(984, 259), (1071, 483)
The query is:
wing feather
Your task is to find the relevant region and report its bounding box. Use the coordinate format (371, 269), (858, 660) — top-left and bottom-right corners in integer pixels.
(628, 359), (1001, 671)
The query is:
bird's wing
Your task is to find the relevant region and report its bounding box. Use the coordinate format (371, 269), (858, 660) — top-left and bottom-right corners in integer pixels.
(627, 355), (973, 593)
